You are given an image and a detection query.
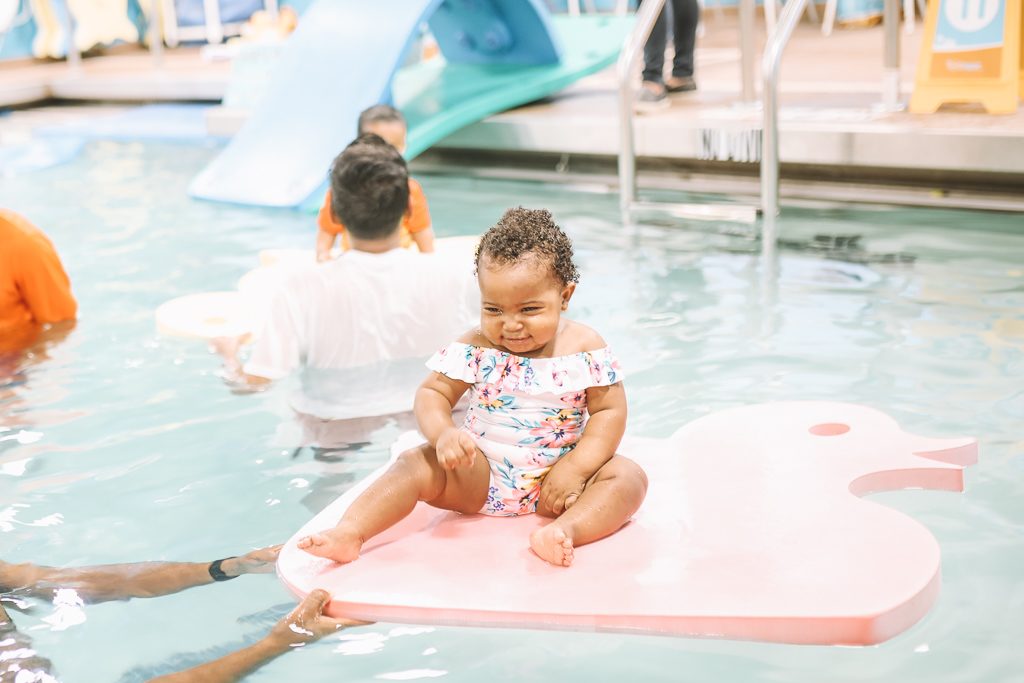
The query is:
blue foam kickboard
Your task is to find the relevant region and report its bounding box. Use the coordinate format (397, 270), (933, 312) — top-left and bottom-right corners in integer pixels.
(189, 0), (628, 209)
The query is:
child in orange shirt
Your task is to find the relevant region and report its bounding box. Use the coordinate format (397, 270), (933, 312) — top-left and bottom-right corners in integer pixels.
(316, 105), (435, 261)
(0, 209), (77, 349)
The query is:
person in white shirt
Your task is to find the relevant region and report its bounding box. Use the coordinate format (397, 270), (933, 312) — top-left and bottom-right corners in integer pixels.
(216, 134), (478, 427)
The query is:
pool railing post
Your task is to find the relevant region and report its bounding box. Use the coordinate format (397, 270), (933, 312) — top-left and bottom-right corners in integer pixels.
(760, 0), (808, 251)
(739, 0), (757, 104)
(617, 0), (666, 213)
(880, 0), (904, 111)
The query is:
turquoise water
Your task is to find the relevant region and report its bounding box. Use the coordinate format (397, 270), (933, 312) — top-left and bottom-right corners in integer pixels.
(1, 140), (1023, 681)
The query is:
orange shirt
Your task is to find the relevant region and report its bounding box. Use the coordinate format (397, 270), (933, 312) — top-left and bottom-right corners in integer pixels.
(0, 210), (77, 339)
(317, 177), (431, 249)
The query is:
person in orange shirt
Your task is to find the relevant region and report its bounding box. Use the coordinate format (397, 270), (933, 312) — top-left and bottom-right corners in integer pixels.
(316, 104), (435, 261)
(0, 209), (77, 351)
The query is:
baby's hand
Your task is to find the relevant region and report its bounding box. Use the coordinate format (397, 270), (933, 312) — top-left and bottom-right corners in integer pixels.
(436, 428), (478, 470)
(539, 460), (589, 516)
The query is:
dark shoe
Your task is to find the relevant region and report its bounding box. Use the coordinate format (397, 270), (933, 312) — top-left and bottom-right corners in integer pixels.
(635, 81), (669, 110)
(666, 76), (697, 93)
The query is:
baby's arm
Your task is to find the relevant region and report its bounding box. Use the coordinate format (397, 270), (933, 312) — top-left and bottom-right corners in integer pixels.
(415, 371), (477, 469)
(410, 227), (435, 253)
(315, 229), (336, 262)
(540, 382), (627, 515)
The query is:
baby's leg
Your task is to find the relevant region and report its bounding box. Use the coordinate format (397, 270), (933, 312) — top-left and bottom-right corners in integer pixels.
(530, 455), (648, 567)
(298, 442), (490, 563)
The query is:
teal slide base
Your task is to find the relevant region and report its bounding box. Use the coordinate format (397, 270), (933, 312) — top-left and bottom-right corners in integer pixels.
(188, 0), (631, 209)
(411, 16), (629, 162)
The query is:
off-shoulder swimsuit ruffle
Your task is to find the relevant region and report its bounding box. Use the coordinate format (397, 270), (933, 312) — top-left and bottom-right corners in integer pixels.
(426, 342), (624, 516)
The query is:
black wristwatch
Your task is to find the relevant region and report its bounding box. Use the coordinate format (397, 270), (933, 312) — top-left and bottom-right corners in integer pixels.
(208, 557), (239, 582)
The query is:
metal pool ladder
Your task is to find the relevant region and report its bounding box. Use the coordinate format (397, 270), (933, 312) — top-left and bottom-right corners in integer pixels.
(618, 0), (904, 253)
(760, 0), (810, 249)
(617, 0), (760, 227)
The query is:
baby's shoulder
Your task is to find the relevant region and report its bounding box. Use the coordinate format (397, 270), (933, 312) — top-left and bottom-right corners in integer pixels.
(558, 321), (607, 354)
(454, 328), (489, 347)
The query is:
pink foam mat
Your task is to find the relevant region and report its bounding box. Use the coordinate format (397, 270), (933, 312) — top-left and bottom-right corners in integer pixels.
(277, 401), (976, 644)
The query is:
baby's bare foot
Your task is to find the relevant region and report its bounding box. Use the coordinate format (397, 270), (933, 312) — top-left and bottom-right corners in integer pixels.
(296, 524), (363, 564)
(529, 523), (574, 567)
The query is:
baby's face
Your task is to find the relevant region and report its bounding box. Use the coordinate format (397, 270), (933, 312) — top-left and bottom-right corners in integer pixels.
(477, 254), (574, 357)
(364, 121), (407, 154)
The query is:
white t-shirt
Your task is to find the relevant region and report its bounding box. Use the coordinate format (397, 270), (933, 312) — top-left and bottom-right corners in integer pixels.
(245, 248), (479, 418)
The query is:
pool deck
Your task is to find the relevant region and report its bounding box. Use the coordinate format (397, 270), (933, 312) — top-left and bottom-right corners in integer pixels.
(0, 45), (226, 106)
(2, 13), (1023, 207)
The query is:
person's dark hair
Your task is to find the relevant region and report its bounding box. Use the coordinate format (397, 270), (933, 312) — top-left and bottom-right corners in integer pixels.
(475, 207), (580, 286)
(328, 133), (410, 240)
(357, 104), (406, 136)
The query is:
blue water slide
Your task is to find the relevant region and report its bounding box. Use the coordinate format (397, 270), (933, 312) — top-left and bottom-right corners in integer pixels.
(189, 0), (563, 208)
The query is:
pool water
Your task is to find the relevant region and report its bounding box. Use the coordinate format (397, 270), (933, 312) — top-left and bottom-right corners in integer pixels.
(1, 140), (1022, 682)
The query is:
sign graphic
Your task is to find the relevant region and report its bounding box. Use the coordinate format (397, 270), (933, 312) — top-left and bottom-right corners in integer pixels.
(911, 0), (1021, 113)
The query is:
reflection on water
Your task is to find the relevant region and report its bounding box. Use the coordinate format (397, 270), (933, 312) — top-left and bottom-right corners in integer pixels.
(0, 141), (1021, 682)
(0, 602), (57, 682)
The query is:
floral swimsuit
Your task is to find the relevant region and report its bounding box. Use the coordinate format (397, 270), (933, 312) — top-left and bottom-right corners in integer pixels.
(427, 342), (623, 516)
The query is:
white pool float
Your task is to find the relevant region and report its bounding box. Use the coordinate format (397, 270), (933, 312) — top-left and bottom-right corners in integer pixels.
(155, 291), (256, 340)
(257, 248), (317, 267)
(436, 234), (479, 260)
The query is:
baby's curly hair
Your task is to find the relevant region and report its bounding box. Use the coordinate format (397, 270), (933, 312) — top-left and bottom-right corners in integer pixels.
(475, 207), (580, 285)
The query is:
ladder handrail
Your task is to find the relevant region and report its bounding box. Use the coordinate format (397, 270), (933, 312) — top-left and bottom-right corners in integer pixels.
(617, 0), (901, 250)
(760, 0), (808, 245)
(763, 0), (900, 225)
(881, 0), (902, 110)
(616, 0), (666, 212)
(617, 0), (758, 220)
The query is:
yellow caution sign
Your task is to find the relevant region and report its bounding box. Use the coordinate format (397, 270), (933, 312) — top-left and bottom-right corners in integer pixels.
(911, 0), (1021, 114)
